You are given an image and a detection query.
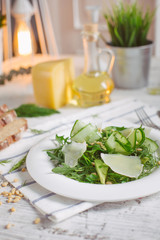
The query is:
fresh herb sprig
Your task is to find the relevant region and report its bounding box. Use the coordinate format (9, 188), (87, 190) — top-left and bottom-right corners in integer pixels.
(0, 66), (32, 85)
(30, 129), (48, 134)
(0, 159), (11, 166)
(9, 155), (27, 173)
(14, 104), (59, 117)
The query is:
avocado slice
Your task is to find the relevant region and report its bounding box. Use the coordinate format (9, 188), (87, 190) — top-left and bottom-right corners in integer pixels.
(94, 159), (108, 184)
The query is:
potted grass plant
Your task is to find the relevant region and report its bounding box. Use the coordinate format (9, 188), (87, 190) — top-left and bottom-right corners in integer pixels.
(104, 1), (155, 89)
(0, 14), (6, 74)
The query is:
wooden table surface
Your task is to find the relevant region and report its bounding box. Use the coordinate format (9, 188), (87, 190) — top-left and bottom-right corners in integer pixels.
(0, 55), (160, 240)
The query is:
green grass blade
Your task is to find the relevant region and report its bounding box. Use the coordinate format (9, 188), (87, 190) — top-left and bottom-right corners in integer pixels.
(103, 0), (155, 47)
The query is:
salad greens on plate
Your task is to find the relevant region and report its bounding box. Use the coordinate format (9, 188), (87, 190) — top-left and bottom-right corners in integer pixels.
(46, 120), (160, 185)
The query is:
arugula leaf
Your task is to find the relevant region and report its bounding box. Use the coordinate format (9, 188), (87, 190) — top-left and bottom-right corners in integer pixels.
(9, 155), (27, 173)
(30, 128), (48, 134)
(0, 159), (11, 166)
(22, 180), (28, 186)
(52, 164), (73, 175)
(85, 173), (99, 184)
(55, 135), (70, 145)
(52, 163), (98, 183)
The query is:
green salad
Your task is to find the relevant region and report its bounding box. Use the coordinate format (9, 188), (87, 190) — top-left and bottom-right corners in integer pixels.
(46, 120), (160, 184)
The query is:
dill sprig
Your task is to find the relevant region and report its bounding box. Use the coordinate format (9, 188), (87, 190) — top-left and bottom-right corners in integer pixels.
(30, 128), (48, 134)
(14, 104), (59, 118)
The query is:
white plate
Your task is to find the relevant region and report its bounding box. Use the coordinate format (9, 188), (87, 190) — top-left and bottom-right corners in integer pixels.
(26, 126), (160, 202)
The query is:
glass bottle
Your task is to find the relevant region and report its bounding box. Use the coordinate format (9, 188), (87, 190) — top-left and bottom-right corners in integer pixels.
(73, 23), (115, 107)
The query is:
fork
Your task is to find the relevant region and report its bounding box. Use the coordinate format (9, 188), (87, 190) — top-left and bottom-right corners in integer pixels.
(135, 107), (160, 130)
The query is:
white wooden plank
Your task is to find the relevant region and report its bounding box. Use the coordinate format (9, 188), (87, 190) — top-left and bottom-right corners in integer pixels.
(5, 0), (12, 59)
(38, 0), (59, 57)
(1, 180), (160, 240)
(2, 0), (12, 60)
(32, 0), (47, 54)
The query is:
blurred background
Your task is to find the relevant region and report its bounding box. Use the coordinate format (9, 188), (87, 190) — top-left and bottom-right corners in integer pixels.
(0, 0), (159, 96)
(47, 0), (156, 55)
(1, 0), (157, 57)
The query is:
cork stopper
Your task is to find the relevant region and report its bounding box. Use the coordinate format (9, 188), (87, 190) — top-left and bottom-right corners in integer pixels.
(83, 24), (98, 33)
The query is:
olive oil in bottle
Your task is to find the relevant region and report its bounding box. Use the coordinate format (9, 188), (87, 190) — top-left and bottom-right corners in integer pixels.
(73, 24), (115, 107)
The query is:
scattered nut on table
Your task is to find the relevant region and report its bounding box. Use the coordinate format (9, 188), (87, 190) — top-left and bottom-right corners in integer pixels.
(21, 168), (26, 172)
(10, 207), (16, 212)
(34, 218), (41, 224)
(13, 178), (19, 183)
(5, 223), (11, 229)
(1, 181), (8, 187)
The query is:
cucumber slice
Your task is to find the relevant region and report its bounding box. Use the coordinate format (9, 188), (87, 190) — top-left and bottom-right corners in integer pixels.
(115, 131), (130, 145)
(127, 130), (137, 148)
(87, 129), (101, 143)
(114, 131), (132, 153)
(71, 123), (101, 143)
(142, 137), (159, 153)
(105, 132), (117, 151)
(94, 159), (108, 184)
(136, 128), (145, 146)
(70, 120), (86, 137)
(105, 132), (132, 155)
(101, 153), (143, 178)
(122, 128), (145, 149)
(121, 128), (134, 138)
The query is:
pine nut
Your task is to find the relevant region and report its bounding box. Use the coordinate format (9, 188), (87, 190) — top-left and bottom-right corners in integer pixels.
(13, 178), (19, 183)
(34, 218), (41, 224)
(10, 207), (16, 212)
(5, 223), (11, 229)
(1, 181), (8, 187)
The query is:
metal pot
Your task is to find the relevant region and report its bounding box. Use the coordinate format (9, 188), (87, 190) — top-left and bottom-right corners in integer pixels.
(107, 41), (153, 89)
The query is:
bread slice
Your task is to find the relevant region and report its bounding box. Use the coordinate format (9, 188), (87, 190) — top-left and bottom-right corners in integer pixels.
(0, 104), (9, 116)
(0, 110), (17, 129)
(0, 118), (28, 150)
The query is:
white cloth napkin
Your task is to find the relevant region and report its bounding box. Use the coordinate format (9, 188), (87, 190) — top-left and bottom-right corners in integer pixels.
(0, 98), (159, 223)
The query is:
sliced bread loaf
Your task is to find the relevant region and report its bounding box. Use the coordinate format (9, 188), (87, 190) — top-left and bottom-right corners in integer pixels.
(0, 118), (28, 150)
(0, 110), (17, 129)
(0, 104), (9, 116)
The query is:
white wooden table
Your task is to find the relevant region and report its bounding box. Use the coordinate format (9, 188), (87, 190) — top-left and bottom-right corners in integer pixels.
(0, 55), (160, 240)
